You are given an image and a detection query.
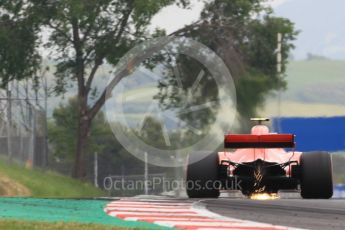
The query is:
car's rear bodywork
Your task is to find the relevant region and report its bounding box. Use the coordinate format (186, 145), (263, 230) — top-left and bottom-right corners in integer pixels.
(186, 118), (333, 199)
(219, 124), (302, 195)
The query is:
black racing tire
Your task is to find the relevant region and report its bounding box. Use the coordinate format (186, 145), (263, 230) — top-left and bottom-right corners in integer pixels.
(186, 152), (220, 198)
(300, 151), (333, 199)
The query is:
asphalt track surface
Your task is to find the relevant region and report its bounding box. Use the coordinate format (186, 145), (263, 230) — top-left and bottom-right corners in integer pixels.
(203, 197), (345, 230)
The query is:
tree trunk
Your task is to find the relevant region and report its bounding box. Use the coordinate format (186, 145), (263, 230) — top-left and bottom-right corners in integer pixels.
(73, 100), (90, 179)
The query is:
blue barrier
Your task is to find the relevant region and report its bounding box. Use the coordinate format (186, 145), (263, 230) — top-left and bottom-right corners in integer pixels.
(334, 185), (345, 198)
(272, 117), (345, 152)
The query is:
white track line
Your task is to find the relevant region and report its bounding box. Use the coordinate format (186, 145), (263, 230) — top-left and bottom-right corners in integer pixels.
(107, 211), (201, 217)
(107, 207), (195, 212)
(123, 217), (241, 222)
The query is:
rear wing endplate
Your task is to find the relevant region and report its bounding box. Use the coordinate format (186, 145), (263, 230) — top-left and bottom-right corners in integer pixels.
(224, 134), (295, 149)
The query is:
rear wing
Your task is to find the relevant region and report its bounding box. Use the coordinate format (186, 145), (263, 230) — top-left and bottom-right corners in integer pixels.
(224, 134), (295, 149)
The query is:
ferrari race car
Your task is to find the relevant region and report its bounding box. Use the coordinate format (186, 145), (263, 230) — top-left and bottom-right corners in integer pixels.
(186, 118), (333, 199)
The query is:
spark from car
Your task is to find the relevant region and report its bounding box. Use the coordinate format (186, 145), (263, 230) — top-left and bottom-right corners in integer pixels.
(250, 166), (280, 200)
(250, 193), (280, 200)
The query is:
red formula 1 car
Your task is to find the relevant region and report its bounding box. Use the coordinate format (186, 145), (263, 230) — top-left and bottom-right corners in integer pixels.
(186, 118), (333, 199)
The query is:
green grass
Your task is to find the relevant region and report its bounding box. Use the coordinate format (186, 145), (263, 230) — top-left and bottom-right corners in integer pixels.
(259, 100), (345, 117)
(114, 59), (345, 118)
(0, 198), (169, 229)
(282, 59), (345, 104)
(286, 60), (345, 86)
(0, 220), (135, 230)
(259, 59), (345, 117)
(120, 85), (158, 102)
(0, 159), (105, 197)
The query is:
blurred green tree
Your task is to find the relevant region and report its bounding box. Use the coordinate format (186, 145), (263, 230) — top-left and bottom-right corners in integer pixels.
(27, 0), (189, 178)
(48, 97), (177, 180)
(48, 97), (112, 161)
(156, 0), (298, 131)
(0, 1), (41, 87)
(49, 97), (136, 178)
(1, 0), (298, 179)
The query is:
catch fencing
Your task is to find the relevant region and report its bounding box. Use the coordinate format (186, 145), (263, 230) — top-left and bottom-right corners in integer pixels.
(0, 78), (48, 167)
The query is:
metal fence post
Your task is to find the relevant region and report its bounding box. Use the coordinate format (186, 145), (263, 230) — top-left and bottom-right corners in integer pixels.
(6, 83), (12, 161)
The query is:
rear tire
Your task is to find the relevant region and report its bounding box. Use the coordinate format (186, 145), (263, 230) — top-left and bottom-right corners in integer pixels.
(186, 152), (220, 198)
(300, 152), (333, 199)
